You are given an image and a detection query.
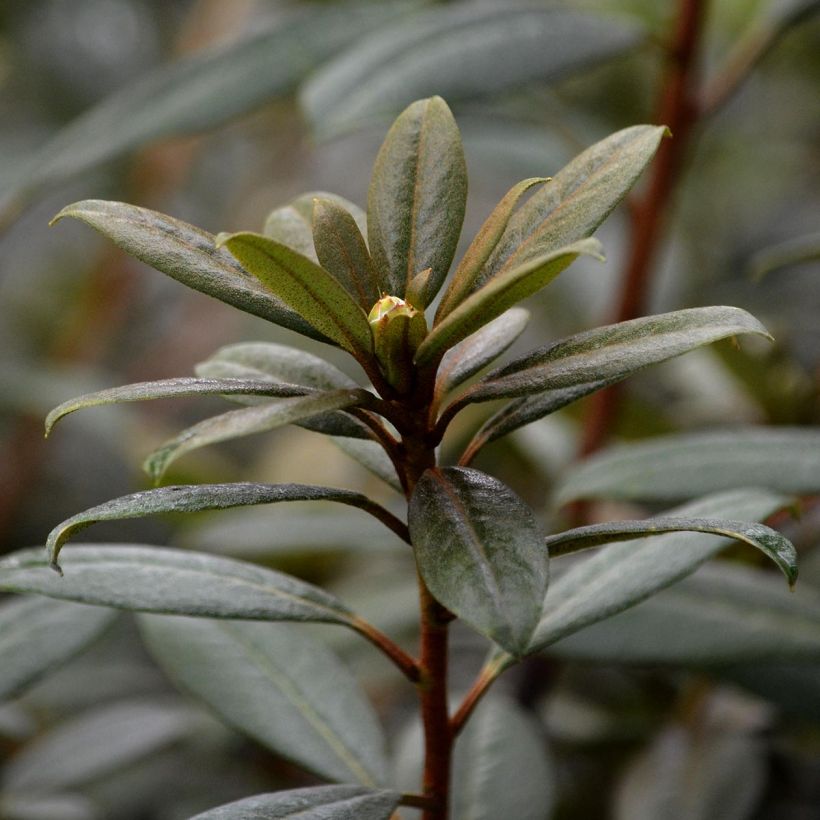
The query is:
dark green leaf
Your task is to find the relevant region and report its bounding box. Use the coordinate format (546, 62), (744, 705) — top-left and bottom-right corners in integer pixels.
(409, 467), (547, 655)
(191, 785), (400, 819)
(483, 125), (667, 283)
(313, 198), (381, 311)
(545, 517), (797, 587)
(302, 5), (642, 135)
(433, 308), (530, 404)
(0, 597), (116, 701)
(217, 233), (373, 358)
(462, 306), (770, 402)
(139, 617), (388, 786)
(143, 389), (370, 482)
(415, 239), (603, 366)
(556, 427), (820, 504)
(0, 546), (357, 626)
(367, 96), (467, 303)
(436, 178), (547, 321)
(46, 482), (409, 570)
(50, 201), (321, 339)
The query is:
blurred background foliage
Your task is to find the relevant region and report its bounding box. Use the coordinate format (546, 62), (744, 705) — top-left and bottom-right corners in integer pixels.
(0, 0), (819, 818)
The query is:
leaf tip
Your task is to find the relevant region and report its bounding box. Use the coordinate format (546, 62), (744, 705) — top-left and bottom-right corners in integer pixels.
(49, 560), (64, 577)
(213, 231), (232, 249)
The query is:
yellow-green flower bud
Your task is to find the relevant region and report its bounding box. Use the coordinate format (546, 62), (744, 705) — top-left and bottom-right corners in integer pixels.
(368, 295), (428, 393)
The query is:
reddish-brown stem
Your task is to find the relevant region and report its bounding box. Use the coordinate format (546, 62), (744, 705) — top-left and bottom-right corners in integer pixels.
(351, 617), (420, 683)
(450, 658), (503, 737)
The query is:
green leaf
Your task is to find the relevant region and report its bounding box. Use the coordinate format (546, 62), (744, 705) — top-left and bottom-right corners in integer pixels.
(143, 389), (370, 483)
(217, 233), (373, 359)
(50, 201), (321, 339)
(436, 178), (547, 321)
(556, 427), (820, 504)
(550, 563), (820, 664)
(366, 96), (467, 303)
(1, 699), (199, 792)
(526, 489), (791, 656)
(461, 306), (771, 402)
(0, 597), (116, 701)
(433, 308), (530, 404)
(44, 377), (313, 437)
(46, 482), (409, 570)
(264, 191), (368, 262)
(545, 518), (797, 587)
(415, 239), (603, 366)
(302, 4), (642, 135)
(139, 616), (388, 786)
(190, 786), (401, 820)
(331, 437), (403, 493)
(313, 198), (381, 311)
(483, 125), (668, 282)
(408, 467), (548, 655)
(0, 545), (357, 626)
(2, 2), (415, 211)
(749, 231), (820, 279)
(0, 794), (98, 820)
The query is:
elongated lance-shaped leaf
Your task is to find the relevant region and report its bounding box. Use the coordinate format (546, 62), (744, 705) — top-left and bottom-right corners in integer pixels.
(556, 427), (820, 504)
(50, 201), (322, 340)
(415, 238), (603, 366)
(436, 178), (547, 321)
(460, 306), (770, 403)
(0, 597), (116, 701)
(367, 96), (467, 303)
(144, 388), (370, 483)
(45, 378), (312, 437)
(302, 4), (643, 136)
(0, 545), (357, 626)
(409, 467), (548, 656)
(217, 233), (373, 359)
(190, 785), (401, 819)
(332, 437), (403, 493)
(481, 124), (668, 285)
(434, 307), (530, 405)
(264, 191), (368, 262)
(545, 518), (797, 587)
(46, 482), (409, 570)
(313, 198), (381, 311)
(140, 617), (389, 786)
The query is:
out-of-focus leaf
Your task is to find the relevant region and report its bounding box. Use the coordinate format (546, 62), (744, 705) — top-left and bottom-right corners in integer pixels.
(217, 233), (373, 358)
(550, 563), (820, 664)
(556, 428), (820, 504)
(190, 785), (401, 820)
(436, 178), (547, 321)
(409, 467), (547, 655)
(264, 191), (367, 262)
(46, 482), (409, 569)
(0, 793), (99, 820)
(139, 616), (388, 786)
(434, 308), (529, 403)
(544, 518), (797, 587)
(1, 699), (198, 792)
(331, 437), (403, 492)
(2, 2), (416, 210)
(313, 198), (381, 311)
(416, 239), (603, 366)
(459, 307), (770, 403)
(302, 4), (643, 135)
(44, 378), (312, 436)
(50, 201), (321, 339)
(749, 231), (820, 279)
(0, 597), (116, 701)
(720, 663), (820, 722)
(0, 546), (358, 627)
(367, 97), (466, 304)
(143, 388), (370, 482)
(483, 125), (667, 283)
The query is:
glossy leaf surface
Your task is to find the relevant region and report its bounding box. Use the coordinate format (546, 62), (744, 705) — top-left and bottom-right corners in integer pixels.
(51, 201), (319, 338)
(0, 546), (356, 626)
(46, 482), (408, 570)
(416, 239), (603, 366)
(0, 597), (116, 701)
(139, 617), (388, 786)
(367, 96), (467, 303)
(409, 467), (547, 655)
(190, 785), (400, 819)
(557, 427), (820, 503)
